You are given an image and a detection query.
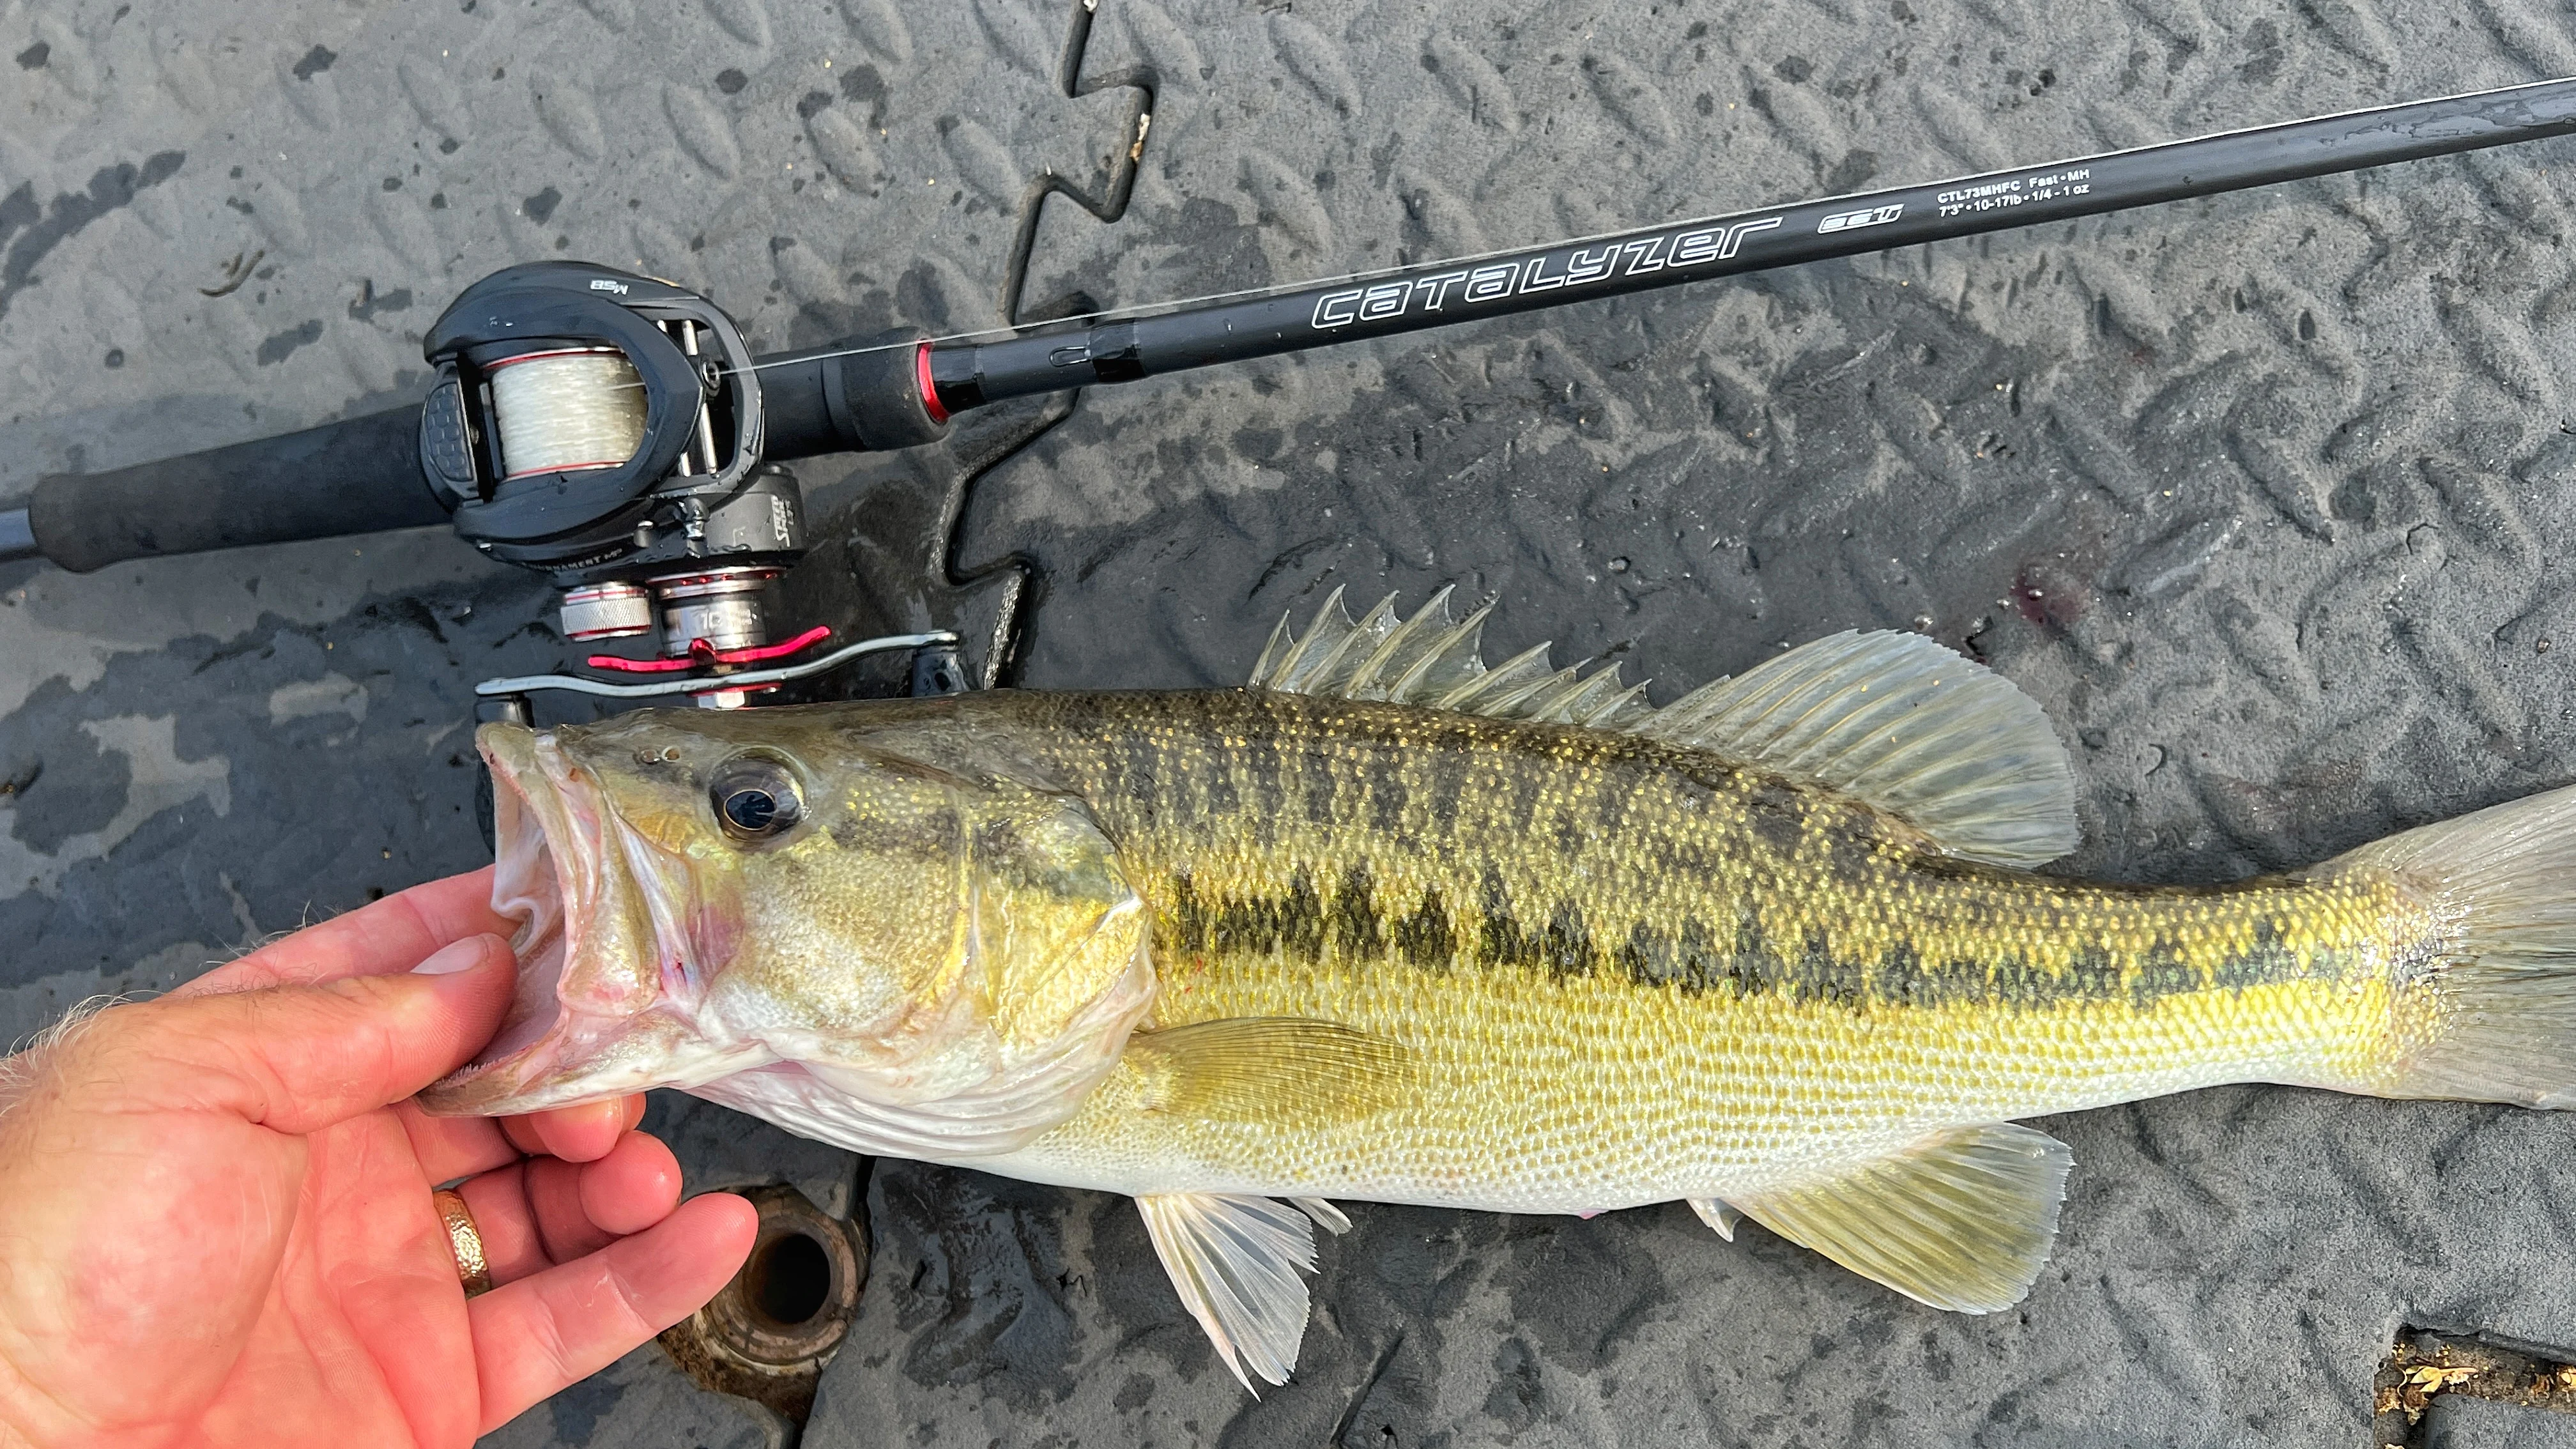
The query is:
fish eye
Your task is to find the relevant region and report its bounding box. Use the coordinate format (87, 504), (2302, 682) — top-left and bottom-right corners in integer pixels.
(710, 756), (802, 842)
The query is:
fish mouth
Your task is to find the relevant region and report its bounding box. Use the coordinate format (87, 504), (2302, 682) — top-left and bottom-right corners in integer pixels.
(418, 723), (723, 1116)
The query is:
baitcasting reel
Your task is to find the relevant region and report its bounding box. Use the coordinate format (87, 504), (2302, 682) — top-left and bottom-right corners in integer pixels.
(420, 263), (955, 714)
(1, 258), (966, 716)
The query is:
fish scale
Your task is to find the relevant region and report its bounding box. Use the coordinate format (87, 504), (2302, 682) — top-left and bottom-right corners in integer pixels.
(429, 595), (2576, 1388)
(985, 688), (2417, 1207)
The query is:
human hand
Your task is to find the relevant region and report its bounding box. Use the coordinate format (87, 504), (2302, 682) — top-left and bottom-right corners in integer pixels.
(0, 868), (757, 1447)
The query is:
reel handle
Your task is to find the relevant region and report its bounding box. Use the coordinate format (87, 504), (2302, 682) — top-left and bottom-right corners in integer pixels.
(13, 405), (446, 573)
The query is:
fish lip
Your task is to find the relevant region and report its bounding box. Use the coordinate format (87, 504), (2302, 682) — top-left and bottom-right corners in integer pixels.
(418, 724), (614, 1114)
(422, 724), (766, 1117)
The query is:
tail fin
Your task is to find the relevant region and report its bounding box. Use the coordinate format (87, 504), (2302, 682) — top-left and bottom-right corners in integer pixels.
(2336, 783), (2576, 1107)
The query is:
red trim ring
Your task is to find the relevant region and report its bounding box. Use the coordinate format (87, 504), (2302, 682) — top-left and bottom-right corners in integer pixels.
(917, 342), (949, 424)
(486, 346), (627, 371)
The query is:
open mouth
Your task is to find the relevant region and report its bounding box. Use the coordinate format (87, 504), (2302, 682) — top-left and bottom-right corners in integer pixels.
(422, 723), (769, 1116)
(417, 724), (612, 1114)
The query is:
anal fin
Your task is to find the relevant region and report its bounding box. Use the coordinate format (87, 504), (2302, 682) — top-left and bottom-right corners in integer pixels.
(1135, 1192), (1328, 1391)
(1687, 1195), (1740, 1241)
(1730, 1122), (2073, 1313)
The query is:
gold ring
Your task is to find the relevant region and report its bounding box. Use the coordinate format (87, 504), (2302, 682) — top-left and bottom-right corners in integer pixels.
(432, 1188), (493, 1297)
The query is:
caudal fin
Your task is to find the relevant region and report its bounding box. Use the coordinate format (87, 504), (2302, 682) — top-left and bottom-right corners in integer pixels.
(2335, 783), (2576, 1107)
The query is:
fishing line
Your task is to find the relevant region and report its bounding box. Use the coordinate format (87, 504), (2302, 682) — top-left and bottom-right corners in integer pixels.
(486, 348), (648, 477)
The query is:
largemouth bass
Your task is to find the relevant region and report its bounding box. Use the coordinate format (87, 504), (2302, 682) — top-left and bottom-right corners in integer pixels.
(422, 590), (2576, 1388)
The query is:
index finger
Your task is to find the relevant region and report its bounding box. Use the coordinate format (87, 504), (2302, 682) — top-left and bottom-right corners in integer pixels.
(174, 867), (510, 997)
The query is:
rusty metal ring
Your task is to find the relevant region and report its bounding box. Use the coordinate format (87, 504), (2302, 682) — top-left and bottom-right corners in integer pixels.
(432, 1188), (493, 1297)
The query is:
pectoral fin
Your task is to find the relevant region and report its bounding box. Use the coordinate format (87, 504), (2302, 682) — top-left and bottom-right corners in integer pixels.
(1729, 1122), (2074, 1313)
(1135, 1192), (1330, 1391)
(1127, 1016), (1408, 1124)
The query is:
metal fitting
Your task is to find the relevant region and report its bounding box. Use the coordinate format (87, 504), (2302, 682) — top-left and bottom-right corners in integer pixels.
(654, 568), (777, 656)
(558, 581), (655, 641)
(657, 1183), (866, 1428)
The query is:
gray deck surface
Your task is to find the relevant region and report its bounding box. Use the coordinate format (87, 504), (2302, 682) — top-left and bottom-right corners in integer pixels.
(6, 1), (2576, 1445)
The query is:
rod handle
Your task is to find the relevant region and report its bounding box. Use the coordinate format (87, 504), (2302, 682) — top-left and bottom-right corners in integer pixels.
(21, 406), (445, 573)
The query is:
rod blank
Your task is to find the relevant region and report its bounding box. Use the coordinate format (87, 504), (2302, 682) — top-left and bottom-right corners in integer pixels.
(928, 76), (2576, 413)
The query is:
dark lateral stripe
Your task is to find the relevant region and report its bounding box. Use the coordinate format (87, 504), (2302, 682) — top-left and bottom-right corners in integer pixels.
(1395, 887), (1453, 969)
(1478, 868), (1526, 970)
(1540, 901), (1595, 979)
(1078, 695), (2350, 1012)
(1333, 863), (1383, 957)
(1157, 864), (2341, 1011)
(1167, 866), (1328, 962)
(2128, 939), (2199, 1008)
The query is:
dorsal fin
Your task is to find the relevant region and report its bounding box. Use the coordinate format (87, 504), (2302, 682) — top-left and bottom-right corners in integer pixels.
(1639, 630), (2078, 866)
(1248, 592), (2078, 867)
(1248, 587), (1652, 728)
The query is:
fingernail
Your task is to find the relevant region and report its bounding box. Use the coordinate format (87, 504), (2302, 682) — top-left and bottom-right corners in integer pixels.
(412, 937), (493, 976)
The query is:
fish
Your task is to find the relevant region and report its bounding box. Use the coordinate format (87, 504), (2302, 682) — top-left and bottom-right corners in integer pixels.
(421, 588), (2576, 1390)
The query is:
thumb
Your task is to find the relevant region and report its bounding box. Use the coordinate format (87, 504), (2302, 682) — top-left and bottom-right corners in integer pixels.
(100, 933), (518, 1134)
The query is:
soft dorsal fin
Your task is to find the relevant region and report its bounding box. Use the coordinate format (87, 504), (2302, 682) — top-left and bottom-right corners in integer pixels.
(1248, 592), (2077, 867)
(1638, 629), (2078, 866)
(1730, 1122), (2074, 1314)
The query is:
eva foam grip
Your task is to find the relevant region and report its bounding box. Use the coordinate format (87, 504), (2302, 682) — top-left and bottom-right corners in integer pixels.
(25, 405), (447, 572)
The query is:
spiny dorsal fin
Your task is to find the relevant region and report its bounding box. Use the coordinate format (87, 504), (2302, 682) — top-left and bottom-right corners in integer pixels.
(1730, 1122), (2074, 1314)
(1247, 587), (1651, 728)
(1135, 1191), (1328, 1390)
(1248, 593), (2077, 866)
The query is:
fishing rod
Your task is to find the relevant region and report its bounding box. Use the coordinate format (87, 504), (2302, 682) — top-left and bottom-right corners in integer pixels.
(4, 75), (2573, 712)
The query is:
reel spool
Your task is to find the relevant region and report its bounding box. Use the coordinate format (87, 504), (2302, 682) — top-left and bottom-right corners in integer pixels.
(487, 348), (650, 478)
(418, 263), (809, 709)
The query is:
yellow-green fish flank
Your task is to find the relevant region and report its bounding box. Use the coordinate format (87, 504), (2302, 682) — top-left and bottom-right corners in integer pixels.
(974, 689), (2436, 1204)
(425, 592), (2576, 1386)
